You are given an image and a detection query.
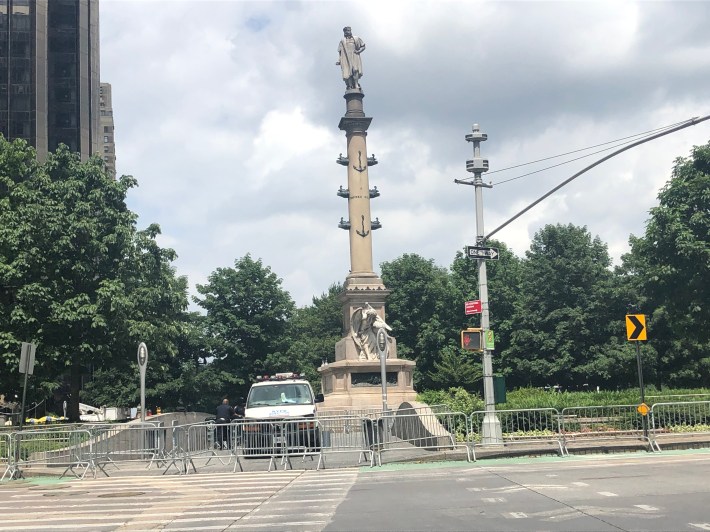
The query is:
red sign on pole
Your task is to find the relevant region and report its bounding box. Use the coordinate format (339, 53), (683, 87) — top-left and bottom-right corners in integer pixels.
(465, 300), (482, 315)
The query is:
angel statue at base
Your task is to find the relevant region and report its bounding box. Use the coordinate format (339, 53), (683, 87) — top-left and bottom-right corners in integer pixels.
(351, 303), (392, 361)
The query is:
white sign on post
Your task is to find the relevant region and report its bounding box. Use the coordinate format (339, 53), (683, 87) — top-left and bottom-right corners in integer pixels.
(19, 342), (36, 375)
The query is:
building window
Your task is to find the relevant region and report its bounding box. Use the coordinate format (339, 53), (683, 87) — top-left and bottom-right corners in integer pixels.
(103, 135), (108, 143)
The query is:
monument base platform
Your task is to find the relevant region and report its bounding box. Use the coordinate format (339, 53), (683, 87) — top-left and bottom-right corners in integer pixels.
(318, 358), (417, 409)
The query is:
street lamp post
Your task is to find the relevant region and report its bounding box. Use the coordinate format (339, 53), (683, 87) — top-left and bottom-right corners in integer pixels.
(457, 124), (502, 444)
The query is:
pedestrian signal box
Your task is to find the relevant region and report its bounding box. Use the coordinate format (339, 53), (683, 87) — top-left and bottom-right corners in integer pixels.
(461, 328), (483, 352)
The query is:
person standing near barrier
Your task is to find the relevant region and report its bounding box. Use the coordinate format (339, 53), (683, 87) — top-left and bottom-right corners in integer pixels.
(215, 398), (234, 450)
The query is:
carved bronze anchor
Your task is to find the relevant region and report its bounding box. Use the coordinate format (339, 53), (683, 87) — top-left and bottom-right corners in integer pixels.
(356, 215), (370, 237)
(353, 151), (366, 173)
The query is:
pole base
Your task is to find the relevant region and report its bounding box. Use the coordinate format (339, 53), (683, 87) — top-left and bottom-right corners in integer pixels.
(481, 412), (503, 444)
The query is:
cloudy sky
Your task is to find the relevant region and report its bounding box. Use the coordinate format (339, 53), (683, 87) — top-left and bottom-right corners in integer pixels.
(100, 0), (710, 308)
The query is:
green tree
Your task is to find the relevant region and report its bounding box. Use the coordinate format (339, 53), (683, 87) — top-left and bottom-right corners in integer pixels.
(428, 345), (482, 391)
(281, 283), (343, 392)
(624, 141), (710, 386)
(380, 254), (460, 389)
(502, 224), (619, 389)
(194, 255), (295, 399)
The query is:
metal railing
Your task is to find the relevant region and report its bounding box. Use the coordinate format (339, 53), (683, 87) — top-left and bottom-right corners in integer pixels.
(4, 400), (710, 480)
(559, 405), (658, 452)
(8, 428), (96, 479)
(470, 408), (566, 460)
(381, 409), (472, 462)
(650, 401), (710, 448)
(0, 432), (11, 481)
(314, 414), (377, 467)
(236, 418), (324, 471)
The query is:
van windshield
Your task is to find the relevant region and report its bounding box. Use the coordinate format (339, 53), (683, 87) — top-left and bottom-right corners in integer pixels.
(247, 383), (313, 407)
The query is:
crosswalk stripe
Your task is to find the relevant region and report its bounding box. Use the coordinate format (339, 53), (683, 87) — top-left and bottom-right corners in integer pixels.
(0, 469), (358, 532)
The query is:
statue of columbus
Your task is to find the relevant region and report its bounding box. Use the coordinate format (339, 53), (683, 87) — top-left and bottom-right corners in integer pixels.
(336, 26), (366, 90)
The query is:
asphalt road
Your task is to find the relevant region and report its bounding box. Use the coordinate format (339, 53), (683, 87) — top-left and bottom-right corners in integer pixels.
(1, 450), (709, 531)
(329, 451), (710, 531)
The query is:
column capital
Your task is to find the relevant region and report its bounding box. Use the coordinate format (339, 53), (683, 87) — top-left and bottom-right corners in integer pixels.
(339, 116), (372, 134)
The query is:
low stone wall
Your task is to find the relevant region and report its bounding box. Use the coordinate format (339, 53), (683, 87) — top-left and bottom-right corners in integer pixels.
(391, 401), (454, 449)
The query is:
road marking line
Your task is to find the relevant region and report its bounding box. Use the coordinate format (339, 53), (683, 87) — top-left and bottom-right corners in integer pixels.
(689, 524), (710, 531)
(522, 484), (567, 490)
(242, 513), (331, 520)
(635, 504), (659, 511)
(598, 491), (618, 497)
(572, 481), (589, 487)
(481, 497), (506, 503)
(265, 498), (339, 504)
(508, 512), (528, 518)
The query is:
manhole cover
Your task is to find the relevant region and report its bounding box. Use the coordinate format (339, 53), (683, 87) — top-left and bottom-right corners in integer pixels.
(98, 491), (146, 498)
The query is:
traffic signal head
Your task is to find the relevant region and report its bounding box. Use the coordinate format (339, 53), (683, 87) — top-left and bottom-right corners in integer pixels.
(461, 328), (483, 351)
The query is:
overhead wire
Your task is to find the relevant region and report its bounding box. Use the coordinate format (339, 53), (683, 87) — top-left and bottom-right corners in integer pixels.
(455, 119), (689, 186)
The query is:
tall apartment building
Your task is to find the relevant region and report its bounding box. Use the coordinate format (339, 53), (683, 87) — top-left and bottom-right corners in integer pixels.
(0, 0), (100, 161)
(99, 82), (115, 178)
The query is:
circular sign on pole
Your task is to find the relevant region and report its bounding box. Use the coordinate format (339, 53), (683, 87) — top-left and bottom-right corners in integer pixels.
(376, 329), (387, 358)
(137, 342), (148, 367)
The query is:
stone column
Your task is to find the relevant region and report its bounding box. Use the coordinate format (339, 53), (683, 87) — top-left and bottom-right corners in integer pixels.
(338, 90), (380, 287)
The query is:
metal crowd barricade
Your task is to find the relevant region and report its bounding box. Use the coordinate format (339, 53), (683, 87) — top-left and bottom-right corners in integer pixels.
(153, 421), (194, 475)
(470, 408), (566, 460)
(236, 418), (324, 472)
(650, 401), (710, 449)
(560, 404), (658, 452)
(177, 422), (232, 474)
(9, 428), (96, 479)
(1, 431), (12, 480)
(380, 409), (472, 463)
(317, 414), (377, 467)
(90, 421), (173, 473)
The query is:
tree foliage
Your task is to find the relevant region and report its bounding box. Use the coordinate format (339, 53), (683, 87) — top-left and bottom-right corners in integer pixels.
(380, 254), (460, 389)
(282, 284), (343, 392)
(194, 254), (295, 400)
(0, 139), (189, 419)
(623, 141), (710, 386)
(500, 224), (621, 388)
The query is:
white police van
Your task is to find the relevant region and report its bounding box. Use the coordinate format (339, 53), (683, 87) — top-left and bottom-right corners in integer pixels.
(239, 373), (324, 454)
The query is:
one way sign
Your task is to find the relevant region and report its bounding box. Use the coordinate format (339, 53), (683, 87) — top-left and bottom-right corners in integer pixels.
(466, 246), (499, 260)
(625, 314), (647, 341)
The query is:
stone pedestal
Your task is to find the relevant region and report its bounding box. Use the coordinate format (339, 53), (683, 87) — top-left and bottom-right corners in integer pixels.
(319, 285), (417, 409)
(318, 358), (416, 409)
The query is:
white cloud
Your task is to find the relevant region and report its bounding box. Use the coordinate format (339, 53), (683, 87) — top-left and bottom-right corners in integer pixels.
(246, 108), (334, 185)
(101, 0), (710, 307)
